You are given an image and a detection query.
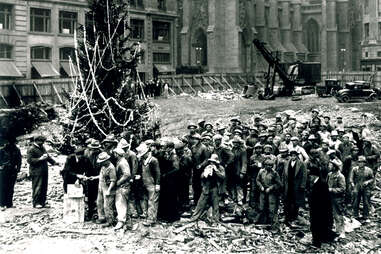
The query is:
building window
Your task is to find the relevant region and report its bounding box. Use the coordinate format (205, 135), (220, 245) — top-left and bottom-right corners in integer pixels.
(0, 44), (12, 59)
(0, 4), (12, 30)
(30, 8), (51, 33)
(153, 52), (170, 64)
(152, 21), (170, 42)
(59, 11), (77, 34)
(364, 0), (369, 14)
(378, 52), (381, 57)
(364, 23), (369, 39)
(265, 7), (270, 26)
(60, 47), (75, 61)
(365, 52), (369, 58)
(131, 19), (144, 40)
(85, 12), (94, 30)
(306, 19), (320, 52)
(31, 46), (51, 60)
(379, 0), (381, 16)
(158, 0), (166, 11)
(129, 0), (144, 8)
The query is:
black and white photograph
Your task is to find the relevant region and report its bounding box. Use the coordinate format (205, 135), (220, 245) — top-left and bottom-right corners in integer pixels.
(0, 0), (380, 253)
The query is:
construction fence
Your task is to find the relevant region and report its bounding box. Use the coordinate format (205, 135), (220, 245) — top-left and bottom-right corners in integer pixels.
(0, 71), (380, 108)
(0, 78), (75, 108)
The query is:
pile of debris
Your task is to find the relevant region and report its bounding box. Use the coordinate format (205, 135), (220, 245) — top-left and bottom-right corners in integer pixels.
(0, 102), (57, 142)
(197, 89), (243, 101)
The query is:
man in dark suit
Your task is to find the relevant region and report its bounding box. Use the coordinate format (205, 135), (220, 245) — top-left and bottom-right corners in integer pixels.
(282, 149), (307, 225)
(61, 147), (92, 193)
(27, 135), (57, 208)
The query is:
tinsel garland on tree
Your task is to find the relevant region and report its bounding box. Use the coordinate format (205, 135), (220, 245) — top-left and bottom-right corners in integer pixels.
(60, 0), (159, 154)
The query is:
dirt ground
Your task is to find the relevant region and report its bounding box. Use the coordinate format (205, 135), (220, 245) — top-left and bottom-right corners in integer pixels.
(1, 94), (381, 254)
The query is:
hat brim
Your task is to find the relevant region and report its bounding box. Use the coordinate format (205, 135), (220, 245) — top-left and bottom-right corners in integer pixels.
(88, 144), (101, 149)
(137, 149), (149, 158)
(208, 159), (220, 164)
(97, 156), (110, 163)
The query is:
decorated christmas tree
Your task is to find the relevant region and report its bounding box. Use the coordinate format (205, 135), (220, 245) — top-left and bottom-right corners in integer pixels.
(61, 0), (158, 153)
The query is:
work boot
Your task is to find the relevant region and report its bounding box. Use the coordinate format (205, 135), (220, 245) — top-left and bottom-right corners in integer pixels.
(114, 222), (124, 230)
(95, 218), (106, 224)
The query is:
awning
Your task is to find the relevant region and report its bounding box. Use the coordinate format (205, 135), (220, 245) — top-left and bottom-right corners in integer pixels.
(155, 64), (175, 73)
(0, 61), (23, 77)
(32, 62), (60, 78)
(60, 62), (79, 77)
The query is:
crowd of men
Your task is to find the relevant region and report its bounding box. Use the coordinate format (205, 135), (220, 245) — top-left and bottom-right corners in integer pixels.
(0, 108), (379, 248)
(135, 79), (167, 99)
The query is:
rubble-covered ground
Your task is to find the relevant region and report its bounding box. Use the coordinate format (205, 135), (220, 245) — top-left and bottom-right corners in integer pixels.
(1, 94), (381, 254)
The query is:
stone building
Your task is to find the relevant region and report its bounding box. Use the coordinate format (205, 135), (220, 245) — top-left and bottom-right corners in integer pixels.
(178, 0), (362, 74)
(0, 0), (177, 80)
(360, 0), (381, 71)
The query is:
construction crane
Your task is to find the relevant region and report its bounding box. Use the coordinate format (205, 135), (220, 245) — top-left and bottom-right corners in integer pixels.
(253, 39), (321, 99)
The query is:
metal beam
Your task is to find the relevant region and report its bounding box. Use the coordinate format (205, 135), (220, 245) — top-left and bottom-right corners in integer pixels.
(172, 77), (184, 94)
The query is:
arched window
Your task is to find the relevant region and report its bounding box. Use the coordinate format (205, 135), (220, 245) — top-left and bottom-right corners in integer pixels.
(0, 44), (12, 59)
(193, 28), (207, 66)
(31, 46), (51, 60)
(59, 47), (75, 61)
(306, 19), (320, 53)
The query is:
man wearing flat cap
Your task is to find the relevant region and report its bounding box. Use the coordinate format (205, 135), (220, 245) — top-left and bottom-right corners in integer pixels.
(175, 141), (193, 212)
(248, 143), (265, 208)
(255, 159), (281, 227)
(231, 136), (247, 205)
(27, 135), (57, 209)
(190, 133), (211, 204)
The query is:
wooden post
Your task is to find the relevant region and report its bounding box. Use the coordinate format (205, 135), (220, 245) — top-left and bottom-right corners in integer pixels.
(12, 84), (24, 106)
(52, 82), (64, 104)
(33, 82), (45, 103)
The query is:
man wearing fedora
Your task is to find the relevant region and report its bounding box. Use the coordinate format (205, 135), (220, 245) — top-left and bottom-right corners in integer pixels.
(282, 148), (307, 226)
(136, 143), (161, 226)
(27, 135), (57, 209)
(93, 152), (117, 227)
(61, 147), (92, 194)
(189, 154), (225, 223)
(86, 139), (102, 220)
(117, 138), (141, 219)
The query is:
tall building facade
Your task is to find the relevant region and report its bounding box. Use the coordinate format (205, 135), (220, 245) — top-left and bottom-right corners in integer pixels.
(178, 0), (362, 74)
(0, 0), (178, 80)
(360, 0), (381, 71)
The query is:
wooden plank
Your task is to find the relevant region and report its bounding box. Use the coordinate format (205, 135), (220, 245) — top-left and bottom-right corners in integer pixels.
(0, 89), (8, 106)
(202, 76), (217, 90)
(238, 75), (248, 85)
(209, 76), (227, 89)
(200, 76), (215, 91)
(33, 82), (45, 103)
(12, 84), (24, 106)
(221, 76), (234, 90)
(193, 76), (207, 92)
(172, 76), (184, 94)
(51, 83), (64, 104)
(183, 78), (197, 94)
